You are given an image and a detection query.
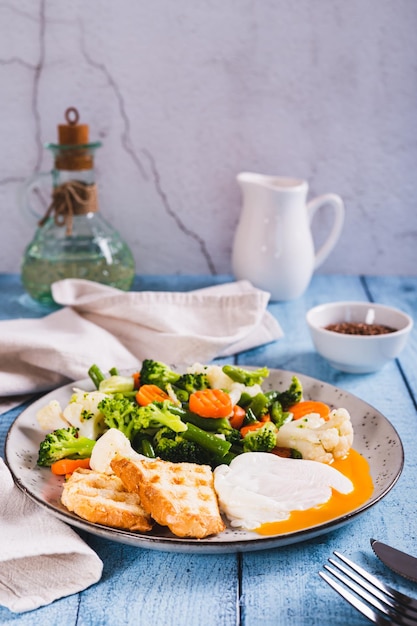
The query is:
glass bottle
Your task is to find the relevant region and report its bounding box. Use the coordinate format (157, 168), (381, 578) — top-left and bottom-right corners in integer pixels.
(21, 107), (135, 304)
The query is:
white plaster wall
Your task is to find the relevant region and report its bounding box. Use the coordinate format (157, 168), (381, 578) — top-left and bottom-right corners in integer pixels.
(0, 0), (416, 277)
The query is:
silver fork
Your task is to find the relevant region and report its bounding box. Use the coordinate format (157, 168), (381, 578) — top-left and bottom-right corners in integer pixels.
(319, 550), (417, 625)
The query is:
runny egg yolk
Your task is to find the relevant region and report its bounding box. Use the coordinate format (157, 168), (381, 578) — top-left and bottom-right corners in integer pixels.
(255, 449), (373, 535)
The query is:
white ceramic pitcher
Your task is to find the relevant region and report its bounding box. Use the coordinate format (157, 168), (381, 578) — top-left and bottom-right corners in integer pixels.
(232, 173), (345, 301)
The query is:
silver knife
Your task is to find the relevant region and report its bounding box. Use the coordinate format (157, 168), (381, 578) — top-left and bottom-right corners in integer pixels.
(371, 538), (417, 583)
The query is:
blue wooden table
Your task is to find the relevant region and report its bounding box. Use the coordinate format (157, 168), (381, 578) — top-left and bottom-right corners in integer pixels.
(0, 273), (416, 626)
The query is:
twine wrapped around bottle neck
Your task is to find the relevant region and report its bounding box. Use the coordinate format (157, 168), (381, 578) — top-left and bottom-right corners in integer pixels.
(39, 180), (98, 235)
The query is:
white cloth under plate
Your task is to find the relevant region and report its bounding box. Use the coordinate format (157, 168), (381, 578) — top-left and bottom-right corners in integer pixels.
(0, 458), (103, 613)
(0, 279), (283, 396)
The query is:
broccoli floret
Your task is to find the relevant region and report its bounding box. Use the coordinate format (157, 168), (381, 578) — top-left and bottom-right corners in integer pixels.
(135, 401), (187, 433)
(99, 396), (187, 441)
(153, 427), (210, 464)
(139, 359), (181, 391)
(242, 421), (278, 453)
(222, 364), (269, 386)
(37, 427), (96, 467)
(176, 372), (209, 393)
(217, 426), (242, 447)
(275, 376), (303, 410)
(98, 394), (139, 440)
(153, 423), (235, 467)
(269, 400), (292, 429)
(173, 372), (210, 401)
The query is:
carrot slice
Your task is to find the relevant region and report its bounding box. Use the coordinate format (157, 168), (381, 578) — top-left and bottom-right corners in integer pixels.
(132, 371), (141, 389)
(260, 413), (271, 423)
(240, 421), (264, 437)
(136, 384), (170, 406)
(189, 388), (233, 418)
(229, 405), (246, 430)
(51, 457), (91, 475)
(288, 400), (330, 420)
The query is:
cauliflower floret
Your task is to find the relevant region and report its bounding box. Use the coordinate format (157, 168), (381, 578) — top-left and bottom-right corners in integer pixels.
(187, 363), (231, 389)
(90, 428), (145, 474)
(187, 363), (263, 404)
(325, 408), (354, 459)
(275, 408), (354, 464)
(228, 381), (263, 402)
(36, 400), (70, 432)
(62, 389), (108, 440)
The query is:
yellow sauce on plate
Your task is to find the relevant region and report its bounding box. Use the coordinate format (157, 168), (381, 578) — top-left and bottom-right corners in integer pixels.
(255, 449), (374, 535)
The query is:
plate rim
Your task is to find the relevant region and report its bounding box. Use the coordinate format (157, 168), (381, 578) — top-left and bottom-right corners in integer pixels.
(4, 367), (404, 554)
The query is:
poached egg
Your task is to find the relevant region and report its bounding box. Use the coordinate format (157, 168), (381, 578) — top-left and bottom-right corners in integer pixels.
(214, 452), (355, 531)
(89, 430), (374, 537)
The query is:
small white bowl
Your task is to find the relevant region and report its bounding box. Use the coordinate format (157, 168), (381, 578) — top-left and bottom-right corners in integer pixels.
(306, 301), (413, 373)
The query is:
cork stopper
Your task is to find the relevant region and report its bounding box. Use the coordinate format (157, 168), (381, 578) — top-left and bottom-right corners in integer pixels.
(58, 107), (89, 145)
(55, 107), (93, 170)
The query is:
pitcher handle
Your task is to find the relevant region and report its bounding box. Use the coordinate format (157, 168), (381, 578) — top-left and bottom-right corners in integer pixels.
(19, 171), (52, 223)
(307, 193), (345, 269)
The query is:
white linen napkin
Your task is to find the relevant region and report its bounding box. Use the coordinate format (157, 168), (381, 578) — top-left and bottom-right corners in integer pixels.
(0, 279), (283, 396)
(0, 458), (103, 613)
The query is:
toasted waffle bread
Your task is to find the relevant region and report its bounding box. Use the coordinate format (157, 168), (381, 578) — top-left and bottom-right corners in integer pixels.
(111, 455), (225, 539)
(61, 468), (153, 532)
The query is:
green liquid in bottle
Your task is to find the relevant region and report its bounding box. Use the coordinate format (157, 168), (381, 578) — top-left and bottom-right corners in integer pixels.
(21, 221), (135, 305)
(21, 109), (136, 305)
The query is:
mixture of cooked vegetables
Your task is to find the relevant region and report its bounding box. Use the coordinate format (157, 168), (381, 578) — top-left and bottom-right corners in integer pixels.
(32, 361), (372, 538)
(36, 360), (353, 474)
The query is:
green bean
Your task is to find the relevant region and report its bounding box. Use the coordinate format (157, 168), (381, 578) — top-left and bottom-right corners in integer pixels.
(141, 439), (156, 458)
(88, 364), (106, 389)
(182, 423), (231, 457)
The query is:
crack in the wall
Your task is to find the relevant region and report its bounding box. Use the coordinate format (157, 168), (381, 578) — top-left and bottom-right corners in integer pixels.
(0, 176), (25, 185)
(32, 0), (45, 170)
(79, 23), (148, 181)
(79, 22), (216, 275)
(0, 0), (45, 172)
(2, 2), (214, 275)
(0, 2), (40, 22)
(142, 148), (216, 275)
(0, 57), (37, 70)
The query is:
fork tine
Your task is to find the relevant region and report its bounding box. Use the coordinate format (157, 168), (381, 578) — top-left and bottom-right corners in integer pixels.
(320, 553), (417, 626)
(328, 558), (407, 616)
(333, 551), (417, 614)
(323, 564), (417, 625)
(319, 570), (392, 625)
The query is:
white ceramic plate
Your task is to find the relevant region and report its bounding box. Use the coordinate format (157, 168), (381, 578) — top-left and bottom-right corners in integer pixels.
(5, 369), (403, 554)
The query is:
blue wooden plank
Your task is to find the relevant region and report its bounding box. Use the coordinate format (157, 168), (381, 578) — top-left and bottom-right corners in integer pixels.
(242, 425), (417, 626)
(75, 537), (238, 626)
(364, 276), (417, 405)
(236, 274), (415, 410)
(0, 599), (80, 626)
(132, 274), (234, 293)
(236, 273), (370, 380)
(1, 273), (417, 626)
(237, 274), (417, 626)
(0, 407), (239, 626)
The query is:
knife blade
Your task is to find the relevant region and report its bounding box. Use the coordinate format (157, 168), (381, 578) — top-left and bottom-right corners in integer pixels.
(371, 538), (417, 583)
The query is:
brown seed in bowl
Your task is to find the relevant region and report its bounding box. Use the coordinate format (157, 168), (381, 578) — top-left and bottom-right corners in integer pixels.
(324, 322), (397, 335)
